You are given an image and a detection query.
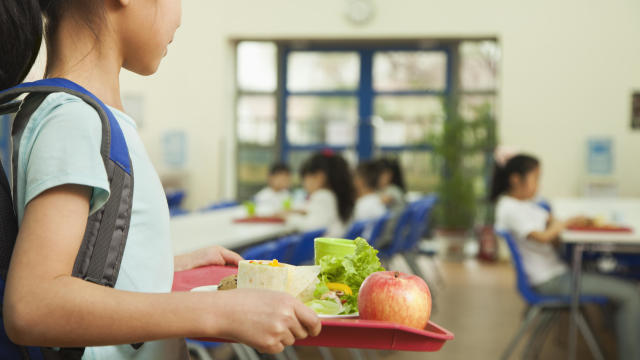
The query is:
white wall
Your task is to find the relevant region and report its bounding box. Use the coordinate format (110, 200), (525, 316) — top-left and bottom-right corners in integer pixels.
(118, 0), (640, 208)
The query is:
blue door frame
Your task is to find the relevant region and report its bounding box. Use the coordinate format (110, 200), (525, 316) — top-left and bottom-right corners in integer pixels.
(278, 44), (454, 163)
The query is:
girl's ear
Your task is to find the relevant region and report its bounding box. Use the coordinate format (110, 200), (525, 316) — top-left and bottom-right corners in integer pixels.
(114, 0), (131, 7)
(508, 172), (523, 190)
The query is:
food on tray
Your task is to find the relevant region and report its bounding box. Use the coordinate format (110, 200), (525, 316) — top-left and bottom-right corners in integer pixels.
(236, 259), (320, 302)
(306, 237), (385, 316)
(358, 271), (432, 330)
(218, 275), (237, 290)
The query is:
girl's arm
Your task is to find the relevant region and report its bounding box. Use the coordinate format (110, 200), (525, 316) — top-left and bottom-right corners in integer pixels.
(4, 185), (320, 353)
(528, 219), (566, 243)
(174, 245), (243, 272)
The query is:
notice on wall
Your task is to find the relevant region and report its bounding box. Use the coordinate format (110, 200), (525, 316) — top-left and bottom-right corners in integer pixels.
(587, 137), (613, 176)
(632, 92), (640, 130)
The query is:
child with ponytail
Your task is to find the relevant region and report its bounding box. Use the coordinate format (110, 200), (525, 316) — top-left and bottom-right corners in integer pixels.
(0, 1), (319, 358)
(492, 152), (639, 360)
(286, 152), (356, 237)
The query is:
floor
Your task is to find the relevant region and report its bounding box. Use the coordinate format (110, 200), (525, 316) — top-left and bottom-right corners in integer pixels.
(207, 254), (619, 360)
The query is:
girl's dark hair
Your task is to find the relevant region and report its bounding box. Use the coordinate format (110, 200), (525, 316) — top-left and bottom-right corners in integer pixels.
(0, 1), (104, 90)
(300, 152), (355, 223)
(377, 158), (406, 193)
(356, 161), (381, 190)
(490, 154), (540, 202)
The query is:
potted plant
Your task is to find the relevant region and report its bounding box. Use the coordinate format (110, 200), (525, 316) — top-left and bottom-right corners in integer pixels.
(430, 99), (497, 259)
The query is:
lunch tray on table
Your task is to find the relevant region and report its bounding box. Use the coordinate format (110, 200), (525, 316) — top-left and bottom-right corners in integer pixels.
(173, 265), (454, 352)
(566, 225), (632, 233)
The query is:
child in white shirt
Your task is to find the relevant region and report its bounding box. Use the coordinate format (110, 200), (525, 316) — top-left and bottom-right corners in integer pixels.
(376, 158), (406, 212)
(353, 161), (386, 221)
(254, 163), (291, 215)
(493, 154), (639, 360)
(285, 152), (355, 238)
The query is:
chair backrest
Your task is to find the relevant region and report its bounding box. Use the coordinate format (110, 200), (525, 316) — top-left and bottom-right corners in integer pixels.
(364, 213), (391, 248)
(495, 230), (543, 303)
(289, 229), (325, 265)
(241, 241), (279, 260)
(166, 190), (186, 209)
(384, 205), (414, 257)
(402, 195), (437, 252)
(344, 219), (369, 239)
(271, 235), (301, 264)
(536, 198), (552, 213)
(200, 201), (239, 212)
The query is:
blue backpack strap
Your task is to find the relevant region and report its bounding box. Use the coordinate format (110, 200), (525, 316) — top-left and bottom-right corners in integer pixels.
(0, 79), (137, 358)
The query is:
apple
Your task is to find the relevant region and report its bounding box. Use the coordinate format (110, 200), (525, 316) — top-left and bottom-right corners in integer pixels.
(358, 271), (432, 330)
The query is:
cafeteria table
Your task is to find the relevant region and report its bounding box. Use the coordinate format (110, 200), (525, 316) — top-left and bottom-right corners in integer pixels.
(554, 198), (640, 360)
(171, 206), (295, 255)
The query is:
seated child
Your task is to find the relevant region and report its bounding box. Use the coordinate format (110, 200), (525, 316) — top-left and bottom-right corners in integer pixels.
(376, 158), (406, 212)
(353, 161), (386, 221)
(285, 152), (355, 238)
(492, 154), (640, 360)
(254, 162), (291, 214)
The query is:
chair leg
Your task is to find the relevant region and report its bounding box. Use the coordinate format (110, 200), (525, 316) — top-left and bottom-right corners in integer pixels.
(230, 344), (261, 360)
(348, 348), (367, 360)
(529, 310), (558, 360)
(317, 347), (335, 360)
(576, 310), (605, 360)
(186, 341), (214, 360)
(522, 310), (556, 360)
(283, 347), (299, 360)
(501, 306), (541, 360)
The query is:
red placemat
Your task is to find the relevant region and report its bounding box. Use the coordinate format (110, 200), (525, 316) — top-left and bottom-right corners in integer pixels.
(233, 217), (285, 224)
(173, 265), (454, 352)
(567, 225), (632, 233)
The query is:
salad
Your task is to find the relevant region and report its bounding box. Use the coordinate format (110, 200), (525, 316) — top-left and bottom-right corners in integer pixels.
(305, 237), (385, 315)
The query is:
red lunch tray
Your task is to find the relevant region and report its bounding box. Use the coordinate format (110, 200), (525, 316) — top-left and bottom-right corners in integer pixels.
(567, 225), (632, 233)
(173, 265), (454, 352)
(233, 217), (286, 224)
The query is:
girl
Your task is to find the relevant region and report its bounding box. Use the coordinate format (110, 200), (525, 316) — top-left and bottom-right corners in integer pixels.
(376, 158), (406, 212)
(492, 154), (640, 360)
(254, 162), (292, 215)
(353, 161), (386, 221)
(286, 152), (355, 238)
(0, 1), (320, 359)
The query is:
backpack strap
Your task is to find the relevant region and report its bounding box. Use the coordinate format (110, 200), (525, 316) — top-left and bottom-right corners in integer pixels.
(0, 78), (134, 287)
(0, 78), (138, 358)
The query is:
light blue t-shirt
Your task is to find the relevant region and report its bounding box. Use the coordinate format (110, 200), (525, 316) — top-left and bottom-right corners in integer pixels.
(14, 93), (187, 359)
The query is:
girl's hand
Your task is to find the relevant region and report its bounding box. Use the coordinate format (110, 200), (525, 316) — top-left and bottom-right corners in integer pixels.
(212, 289), (322, 353)
(174, 246), (243, 272)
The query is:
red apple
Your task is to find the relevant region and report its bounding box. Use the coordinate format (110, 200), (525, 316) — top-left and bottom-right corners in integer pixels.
(358, 271), (432, 330)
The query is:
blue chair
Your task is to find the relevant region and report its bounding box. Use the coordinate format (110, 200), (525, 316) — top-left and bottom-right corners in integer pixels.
(536, 198), (553, 213)
(169, 207), (189, 217)
(200, 200), (239, 212)
(364, 213), (391, 248)
(270, 235), (301, 264)
(402, 196), (437, 253)
(241, 241), (279, 260)
(497, 230), (606, 360)
(289, 229), (325, 265)
(344, 219), (369, 239)
(166, 190), (186, 208)
(379, 205), (414, 260)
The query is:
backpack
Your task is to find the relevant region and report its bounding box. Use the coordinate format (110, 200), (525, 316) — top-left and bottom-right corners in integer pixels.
(0, 78), (136, 359)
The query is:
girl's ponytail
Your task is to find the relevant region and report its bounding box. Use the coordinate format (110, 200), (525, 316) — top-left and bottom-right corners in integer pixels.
(0, 0), (45, 90)
(489, 164), (508, 202)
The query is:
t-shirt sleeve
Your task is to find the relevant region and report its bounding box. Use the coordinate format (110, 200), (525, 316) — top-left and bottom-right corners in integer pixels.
(504, 207), (546, 240)
(22, 98), (110, 215)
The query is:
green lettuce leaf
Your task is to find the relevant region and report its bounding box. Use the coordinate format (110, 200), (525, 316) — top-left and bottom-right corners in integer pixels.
(314, 237), (384, 314)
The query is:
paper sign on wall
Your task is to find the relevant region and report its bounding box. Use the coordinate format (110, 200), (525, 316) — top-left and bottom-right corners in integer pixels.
(587, 138), (613, 175)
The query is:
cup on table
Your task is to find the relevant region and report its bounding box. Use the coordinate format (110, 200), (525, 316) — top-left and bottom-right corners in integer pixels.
(244, 201), (256, 217)
(314, 238), (356, 265)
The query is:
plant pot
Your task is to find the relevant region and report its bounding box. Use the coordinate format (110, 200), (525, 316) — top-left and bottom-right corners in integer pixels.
(435, 228), (472, 261)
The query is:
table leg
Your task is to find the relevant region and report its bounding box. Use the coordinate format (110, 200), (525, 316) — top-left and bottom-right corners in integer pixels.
(569, 243), (584, 360)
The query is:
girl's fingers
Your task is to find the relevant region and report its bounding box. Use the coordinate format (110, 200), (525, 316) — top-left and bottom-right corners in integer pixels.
(222, 248), (243, 265)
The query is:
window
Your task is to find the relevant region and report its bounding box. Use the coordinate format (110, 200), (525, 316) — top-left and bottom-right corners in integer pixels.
(235, 40), (500, 200)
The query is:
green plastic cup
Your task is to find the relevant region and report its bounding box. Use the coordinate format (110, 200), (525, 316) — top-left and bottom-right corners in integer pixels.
(243, 201), (256, 216)
(314, 238), (356, 265)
